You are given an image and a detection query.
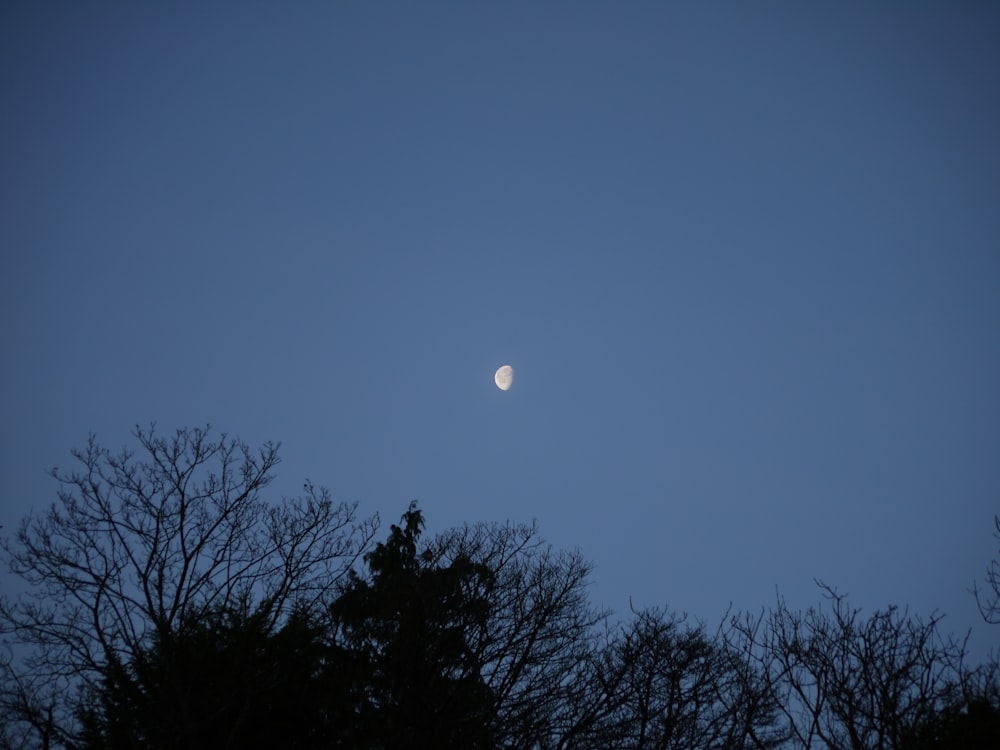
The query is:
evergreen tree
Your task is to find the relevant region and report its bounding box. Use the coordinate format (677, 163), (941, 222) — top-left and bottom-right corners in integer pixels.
(329, 502), (496, 749)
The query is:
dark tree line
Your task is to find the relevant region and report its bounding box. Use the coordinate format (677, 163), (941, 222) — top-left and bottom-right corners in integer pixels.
(1, 427), (998, 749)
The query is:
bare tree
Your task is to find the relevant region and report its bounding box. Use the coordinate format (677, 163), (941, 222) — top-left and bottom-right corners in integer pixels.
(0, 425), (377, 749)
(714, 611), (789, 750)
(595, 606), (785, 750)
(973, 515), (1000, 625)
(428, 520), (614, 749)
(423, 524), (787, 750)
(734, 582), (968, 750)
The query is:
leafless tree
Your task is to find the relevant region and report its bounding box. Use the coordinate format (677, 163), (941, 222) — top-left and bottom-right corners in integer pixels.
(595, 606), (785, 750)
(419, 518), (788, 750)
(714, 611), (789, 750)
(428, 520), (615, 749)
(973, 515), (1000, 625)
(0, 425), (377, 749)
(733, 582), (968, 750)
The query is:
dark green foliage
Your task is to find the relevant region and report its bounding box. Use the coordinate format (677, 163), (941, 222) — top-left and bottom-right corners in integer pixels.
(5, 428), (1000, 750)
(328, 502), (497, 749)
(901, 668), (1000, 750)
(77, 606), (337, 749)
(0, 426), (377, 750)
(913, 699), (1000, 750)
(76, 503), (498, 750)
(20, 498), (1000, 750)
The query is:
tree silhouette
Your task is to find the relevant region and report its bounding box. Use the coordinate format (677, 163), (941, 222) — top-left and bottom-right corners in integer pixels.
(0, 425), (377, 748)
(594, 606), (786, 750)
(3, 426), (999, 749)
(973, 515), (1000, 625)
(304, 503), (624, 749)
(731, 582), (979, 750)
(77, 604), (337, 749)
(426, 516), (615, 748)
(327, 501), (496, 749)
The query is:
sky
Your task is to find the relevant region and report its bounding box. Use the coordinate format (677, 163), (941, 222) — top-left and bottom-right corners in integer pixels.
(2, 3), (999, 659)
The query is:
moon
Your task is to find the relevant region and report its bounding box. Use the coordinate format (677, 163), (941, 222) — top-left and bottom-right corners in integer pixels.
(494, 365), (514, 391)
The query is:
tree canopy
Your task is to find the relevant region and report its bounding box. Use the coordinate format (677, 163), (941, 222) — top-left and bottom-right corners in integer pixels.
(1, 426), (997, 749)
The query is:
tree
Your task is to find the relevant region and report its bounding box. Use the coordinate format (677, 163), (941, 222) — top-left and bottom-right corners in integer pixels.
(427, 518), (614, 749)
(76, 604), (337, 749)
(733, 582), (970, 750)
(594, 606), (785, 750)
(902, 658), (1000, 750)
(325, 504), (620, 750)
(973, 515), (1000, 625)
(327, 502), (497, 749)
(7, 425), (999, 749)
(0, 425), (377, 749)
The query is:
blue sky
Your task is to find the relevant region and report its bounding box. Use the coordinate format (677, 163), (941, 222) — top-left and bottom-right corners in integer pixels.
(2, 3), (999, 658)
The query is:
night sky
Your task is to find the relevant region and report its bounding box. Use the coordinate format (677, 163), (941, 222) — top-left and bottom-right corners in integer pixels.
(2, 3), (998, 659)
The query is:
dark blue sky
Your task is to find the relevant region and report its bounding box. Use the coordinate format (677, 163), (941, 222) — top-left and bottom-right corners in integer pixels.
(2, 3), (998, 656)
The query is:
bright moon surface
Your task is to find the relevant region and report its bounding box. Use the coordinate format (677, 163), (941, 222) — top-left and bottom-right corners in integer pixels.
(494, 365), (514, 391)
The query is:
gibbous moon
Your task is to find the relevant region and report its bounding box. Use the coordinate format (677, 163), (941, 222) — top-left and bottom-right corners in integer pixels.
(494, 365), (514, 391)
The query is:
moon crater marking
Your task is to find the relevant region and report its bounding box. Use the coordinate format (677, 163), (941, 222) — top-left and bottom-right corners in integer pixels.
(494, 365), (514, 391)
